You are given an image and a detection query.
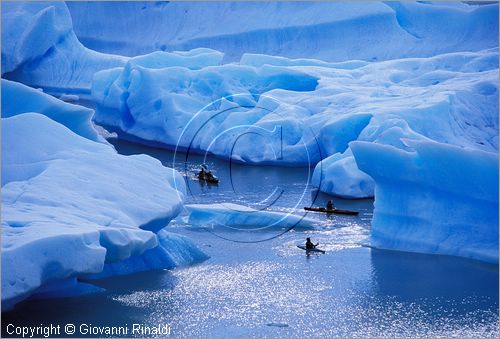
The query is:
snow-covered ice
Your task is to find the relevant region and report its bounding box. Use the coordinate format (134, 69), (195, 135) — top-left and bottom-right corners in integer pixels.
(1, 113), (206, 310)
(185, 203), (316, 231)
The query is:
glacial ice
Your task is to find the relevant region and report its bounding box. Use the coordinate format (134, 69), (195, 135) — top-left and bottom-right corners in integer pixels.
(1, 1), (126, 94)
(67, 2), (498, 62)
(351, 140), (499, 264)
(1, 113), (204, 310)
(1, 1), (498, 310)
(81, 1), (498, 264)
(1, 79), (103, 142)
(185, 203), (316, 231)
(92, 53), (321, 164)
(83, 230), (209, 280)
(311, 149), (376, 199)
(92, 47), (498, 188)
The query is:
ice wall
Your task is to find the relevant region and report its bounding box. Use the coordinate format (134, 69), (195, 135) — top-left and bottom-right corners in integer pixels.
(67, 2), (498, 62)
(351, 140), (499, 263)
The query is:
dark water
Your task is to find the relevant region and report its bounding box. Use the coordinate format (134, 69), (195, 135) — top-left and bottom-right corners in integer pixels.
(3, 138), (498, 338)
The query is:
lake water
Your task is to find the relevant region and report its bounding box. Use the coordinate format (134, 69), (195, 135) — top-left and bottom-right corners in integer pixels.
(3, 138), (498, 338)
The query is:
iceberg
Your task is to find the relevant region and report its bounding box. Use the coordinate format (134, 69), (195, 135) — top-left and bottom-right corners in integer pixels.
(310, 47), (498, 197)
(311, 149), (376, 199)
(1, 1), (126, 94)
(351, 140), (499, 263)
(1, 0), (498, 304)
(1, 79), (103, 142)
(92, 47), (498, 198)
(83, 230), (209, 280)
(92, 53), (321, 165)
(4, 3), (497, 196)
(2, 113), (205, 310)
(185, 203), (317, 231)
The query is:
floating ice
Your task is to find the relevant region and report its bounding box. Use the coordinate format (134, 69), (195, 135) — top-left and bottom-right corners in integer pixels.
(1, 113), (204, 310)
(2, 1), (498, 295)
(311, 149), (375, 199)
(92, 53), (320, 164)
(1, 79), (103, 142)
(351, 140), (499, 264)
(92, 48), (498, 199)
(185, 203), (317, 231)
(83, 230), (209, 280)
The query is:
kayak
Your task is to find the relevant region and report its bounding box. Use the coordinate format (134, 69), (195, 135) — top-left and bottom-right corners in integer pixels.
(304, 206), (358, 215)
(297, 245), (325, 254)
(198, 172), (219, 184)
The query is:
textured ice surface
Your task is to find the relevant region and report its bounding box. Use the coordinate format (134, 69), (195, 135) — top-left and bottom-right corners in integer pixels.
(351, 140), (499, 263)
(1, 79), (103, 142)
(92, 52), (320, 164)
(2, 1), (498, 304)
(83, 230), (209, 280)
(67, 2), (498, 61)
(185, 203), (316, 231)
(93, 48), (498, 198)
(1, 113), (205, 310)
(1, 1), (126, 93)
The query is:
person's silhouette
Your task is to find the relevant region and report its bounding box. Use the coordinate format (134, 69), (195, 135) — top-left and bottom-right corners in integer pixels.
(305, 237), (319, 250)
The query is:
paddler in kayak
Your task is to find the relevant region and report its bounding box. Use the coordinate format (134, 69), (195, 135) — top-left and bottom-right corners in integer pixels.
(305, 237), (319, 250)
(198, 164), (208, 178)
(326, 200), (334, 211)
(198, 164), (218, 183)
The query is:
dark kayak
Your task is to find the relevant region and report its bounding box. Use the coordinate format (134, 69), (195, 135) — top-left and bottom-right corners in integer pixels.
(297, 245), (326, 254)
(304, 206), (358, 215)
(198, 172), (219, 184)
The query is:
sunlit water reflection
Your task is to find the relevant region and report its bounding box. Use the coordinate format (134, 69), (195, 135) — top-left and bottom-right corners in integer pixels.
(3, 139), (498, 338)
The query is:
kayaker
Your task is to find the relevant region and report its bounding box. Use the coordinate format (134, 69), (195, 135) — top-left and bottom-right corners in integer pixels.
(326, 200), (334, 210)
(199, 164), (211, 177)
(198, 164), (218, 183)
(305, 237), (319, 250)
